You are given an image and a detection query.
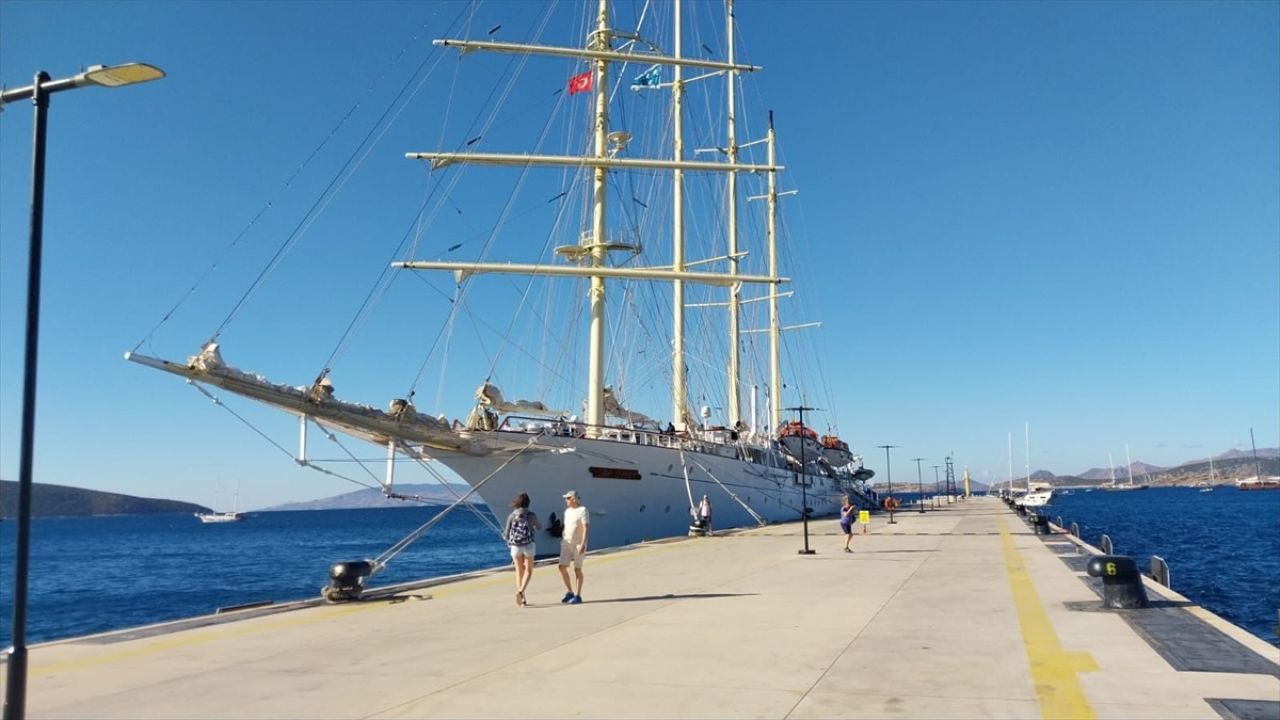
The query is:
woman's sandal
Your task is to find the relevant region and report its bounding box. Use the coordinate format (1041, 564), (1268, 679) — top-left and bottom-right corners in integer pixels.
(515, 591), (524, 606)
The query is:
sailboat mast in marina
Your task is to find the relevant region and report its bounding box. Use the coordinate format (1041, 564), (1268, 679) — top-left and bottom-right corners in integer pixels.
(129, 0), (873, 567)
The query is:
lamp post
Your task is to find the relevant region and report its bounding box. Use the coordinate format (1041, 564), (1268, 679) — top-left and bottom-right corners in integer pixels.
(1, 62), (164, 720)
(876, 444), (899, 524)
(785, 405), (819, 555)
(913, 457), (926, 513)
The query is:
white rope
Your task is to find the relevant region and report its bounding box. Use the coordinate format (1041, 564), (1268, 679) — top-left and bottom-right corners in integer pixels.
(684, 453), (768, 526)
(393, 440), (505, 538)
(677, 447), (697, 520)
(372, 436), (543, 572)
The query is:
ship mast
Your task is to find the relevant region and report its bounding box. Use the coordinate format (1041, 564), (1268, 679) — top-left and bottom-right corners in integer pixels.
(671, 0), (688, 430)
(400, 2), (788, 433)
(586, 0), (612, 433)
(767, 111), (782, 431)
(725, 0), (742, 428)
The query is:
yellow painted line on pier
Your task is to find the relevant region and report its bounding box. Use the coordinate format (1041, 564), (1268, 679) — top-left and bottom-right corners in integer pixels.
(999, 517), (1099, 720)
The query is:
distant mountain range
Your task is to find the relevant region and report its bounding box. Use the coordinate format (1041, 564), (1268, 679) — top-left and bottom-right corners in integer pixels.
(989, 448), (1280, 489)
(1076, 448), (1278, 482)
(8, 445), (1274, 517)
(260, 483), (484, 512)
(0, 480), (208, 518)
(1078, 462), (1166, 482)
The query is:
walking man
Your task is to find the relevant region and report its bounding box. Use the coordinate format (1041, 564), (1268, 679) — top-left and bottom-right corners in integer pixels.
(558, 490), (590, 604)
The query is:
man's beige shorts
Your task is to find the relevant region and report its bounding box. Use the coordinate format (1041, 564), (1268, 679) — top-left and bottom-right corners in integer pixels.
(558, 543), (584, 569)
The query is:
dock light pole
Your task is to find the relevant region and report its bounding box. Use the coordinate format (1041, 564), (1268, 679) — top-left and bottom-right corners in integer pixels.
(913, 458), (926, 513)
(877, 445), (899, 524)
(785, 405), (819, 555)
(1, 62), (164, 720)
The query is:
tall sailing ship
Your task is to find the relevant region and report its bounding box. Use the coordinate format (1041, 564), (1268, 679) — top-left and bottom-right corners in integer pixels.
(129, 0), (872, 566)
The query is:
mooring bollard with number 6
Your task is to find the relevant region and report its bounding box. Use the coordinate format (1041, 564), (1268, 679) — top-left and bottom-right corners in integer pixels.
(1086, 555), (1150, 609)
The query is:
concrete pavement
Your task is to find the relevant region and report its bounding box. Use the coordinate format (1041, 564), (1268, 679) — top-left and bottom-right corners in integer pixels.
(5, 497), (1278, 719)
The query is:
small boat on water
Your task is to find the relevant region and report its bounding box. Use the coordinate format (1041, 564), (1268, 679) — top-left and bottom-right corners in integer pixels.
(195, 511), (245, 524)
(1235, 477), (1280, 491)
(195, 482), (245, 523)
(1016, 481), (1053, 508)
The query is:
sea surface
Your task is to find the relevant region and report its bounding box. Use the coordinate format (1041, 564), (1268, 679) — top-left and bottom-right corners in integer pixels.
(1046, 485), (1280, 645)
(0, 505), (508, 647)
(1, 486), (1278, 647)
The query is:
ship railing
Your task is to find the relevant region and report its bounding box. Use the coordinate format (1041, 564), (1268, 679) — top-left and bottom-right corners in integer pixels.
(494, 414), (758, 459)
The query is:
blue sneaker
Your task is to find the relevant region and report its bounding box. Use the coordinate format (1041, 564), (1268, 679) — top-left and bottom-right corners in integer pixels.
(567, 595), (583, 604)
(561, 591), (575, 603)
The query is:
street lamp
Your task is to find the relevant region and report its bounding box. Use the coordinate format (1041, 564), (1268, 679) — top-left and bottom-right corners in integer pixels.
(785, 405), (819, 555)
(2, 62), (164, 720)
(876, 445), (899, 524)
(913, 458), (926, 513)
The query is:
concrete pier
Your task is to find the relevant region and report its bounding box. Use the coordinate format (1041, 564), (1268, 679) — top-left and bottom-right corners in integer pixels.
(4, 497), (1277, 719)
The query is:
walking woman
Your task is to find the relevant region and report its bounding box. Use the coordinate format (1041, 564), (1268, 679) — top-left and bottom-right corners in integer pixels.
(505, 493), (542, 606)
(839, 496), (857, 553)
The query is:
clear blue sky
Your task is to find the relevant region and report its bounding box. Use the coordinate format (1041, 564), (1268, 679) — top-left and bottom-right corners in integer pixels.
(2, 1), (1276, 508)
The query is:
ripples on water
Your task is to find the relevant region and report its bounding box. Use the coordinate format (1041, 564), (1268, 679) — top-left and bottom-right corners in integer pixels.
(1049, 486), (1280, 645)
(2, 487), (1277, 647)
(0, 506), (509, 646)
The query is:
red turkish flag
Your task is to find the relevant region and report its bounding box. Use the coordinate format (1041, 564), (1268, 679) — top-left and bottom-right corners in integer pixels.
(567, 70), (593, 96)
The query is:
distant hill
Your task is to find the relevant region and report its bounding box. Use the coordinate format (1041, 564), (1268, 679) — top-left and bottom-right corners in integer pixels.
(1079, 461), (1167, 481)
(0, 480), (208, 518)
(261, 483), (485, 511)
(1208, 447), (1280, 463)
(1076, 448), (1278, 482)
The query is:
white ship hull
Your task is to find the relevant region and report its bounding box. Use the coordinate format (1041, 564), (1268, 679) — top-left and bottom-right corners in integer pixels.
(1015, 490), (1053, 508)
(195, 511), (244, 523)
(434, 429), (851, 555)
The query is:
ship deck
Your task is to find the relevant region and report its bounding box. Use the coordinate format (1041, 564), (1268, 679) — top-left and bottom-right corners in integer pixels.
(5, 497), (1278, 719)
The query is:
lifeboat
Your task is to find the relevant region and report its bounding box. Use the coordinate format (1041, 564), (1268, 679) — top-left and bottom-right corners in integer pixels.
(819, 435), (855, 467)
(777, 421), (821, 462)
(778, 421), (818, 440)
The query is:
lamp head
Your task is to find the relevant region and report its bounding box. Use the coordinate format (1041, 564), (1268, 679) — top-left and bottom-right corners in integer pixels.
(81, 63), (165, 88)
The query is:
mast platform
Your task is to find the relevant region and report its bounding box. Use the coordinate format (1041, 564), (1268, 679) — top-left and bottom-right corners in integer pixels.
(7, 497), (1277, 719)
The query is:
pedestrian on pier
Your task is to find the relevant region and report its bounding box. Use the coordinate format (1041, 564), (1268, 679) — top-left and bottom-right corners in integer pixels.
(697, 494), (713, 533)
(840, 496), (857, 552)
(558, 490), (590, 604)
(505, 493), (542, 607)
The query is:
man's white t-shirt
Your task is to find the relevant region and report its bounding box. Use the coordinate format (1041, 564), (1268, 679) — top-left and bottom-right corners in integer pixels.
(562, 505), (589, 545)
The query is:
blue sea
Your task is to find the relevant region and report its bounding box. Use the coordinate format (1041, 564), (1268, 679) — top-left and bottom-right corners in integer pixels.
(1046, 485), (1280, 645)
(1, 487), (1278, 647)
(0, 505), (509, 647)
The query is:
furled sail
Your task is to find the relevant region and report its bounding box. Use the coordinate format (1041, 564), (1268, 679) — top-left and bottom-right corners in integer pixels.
(474, 383), (565, 417)
(127, 344), (488, 454)
(603, 386), (656, 427)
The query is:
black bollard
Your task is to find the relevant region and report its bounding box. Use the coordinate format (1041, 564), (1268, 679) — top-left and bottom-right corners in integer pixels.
(1032, 514), (1050, 535)
(1086, 555), (1150, 609)
(323, 560), (375, 602)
